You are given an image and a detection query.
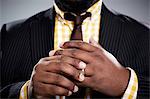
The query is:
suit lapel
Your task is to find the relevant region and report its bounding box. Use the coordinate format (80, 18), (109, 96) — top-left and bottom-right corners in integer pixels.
(30, 4), (124, 98)
(99, 3), (123, 57)
(30, 3), (122, 66)
(30, 8), (56, 66)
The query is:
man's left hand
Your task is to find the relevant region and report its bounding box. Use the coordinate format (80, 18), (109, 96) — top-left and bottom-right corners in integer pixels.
(52, 40), (130, 97)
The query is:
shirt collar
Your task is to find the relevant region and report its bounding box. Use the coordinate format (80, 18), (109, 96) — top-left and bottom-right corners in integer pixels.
(54, 0), (102, 21)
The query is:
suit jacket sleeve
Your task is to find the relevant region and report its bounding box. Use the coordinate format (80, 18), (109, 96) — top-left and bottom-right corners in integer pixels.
(120, 20), (150, 98)
(0, 81), (26, 98)
(1, 22), (32, 98)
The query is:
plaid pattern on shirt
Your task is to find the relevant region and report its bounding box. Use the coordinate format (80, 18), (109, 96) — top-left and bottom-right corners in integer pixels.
(19, 0), (138, 99)
(53, 0), (101, 49)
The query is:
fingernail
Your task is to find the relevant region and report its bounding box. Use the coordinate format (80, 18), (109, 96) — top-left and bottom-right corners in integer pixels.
(49, 50), (56, 56)
(59, 42), (65, 48)
(73, 85), (79, 93)
(68, 91), (72, 96)
(79, 61), (86, 69)
(79, 73), (85, 82)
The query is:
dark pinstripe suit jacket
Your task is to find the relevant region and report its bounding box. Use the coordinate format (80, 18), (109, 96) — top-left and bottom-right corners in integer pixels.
(1, 4), (149, 98)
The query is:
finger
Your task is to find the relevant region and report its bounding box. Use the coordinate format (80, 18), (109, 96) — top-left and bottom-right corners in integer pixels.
(41, 56), (62, 61)
(34, 59), (64, 73)
(34, 82), (72, 97)
(49, 50), (57, 56)
(60, 41), (99, 52)
(36, 56), (71, 70)
(54, 49), (93, 63)
(52, 55), (87, 69)
(34, 59), (79, 79)
(61, 56), (87, 69)
(44, 61), (81, 81)
(77, 64), (94, 83)
(84, 64), (94, 76)
(37, 57), (52, 65)
(43, 55), (87, 69)
(75, 77), (92, 88)
(51, 55), (87, 69)
(37, 56), (61, 65)
(38, 72), (79, 93)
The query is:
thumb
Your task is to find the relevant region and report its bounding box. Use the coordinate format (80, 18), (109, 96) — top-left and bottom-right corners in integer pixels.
(49, 50), (56, 56)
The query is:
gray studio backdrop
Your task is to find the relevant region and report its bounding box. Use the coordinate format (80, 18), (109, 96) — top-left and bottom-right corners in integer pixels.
(0, 0), (149, 28)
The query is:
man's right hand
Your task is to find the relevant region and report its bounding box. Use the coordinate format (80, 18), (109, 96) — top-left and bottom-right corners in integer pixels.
(29, 55), (86, 97)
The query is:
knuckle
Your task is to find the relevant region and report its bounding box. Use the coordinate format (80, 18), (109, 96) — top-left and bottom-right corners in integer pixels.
(55, 74), (63, 84)
(52, 62), (59, 66)
(70, 69), (78, 79)
(88, 65), (94, 74)
(39, 58), (45, 63)
(58, 62), (64, 71)
(52, 62), (62, 71)
(45, 85), (51, 92)
(55, 50), (63, 55)
(56, 87), (68, 96)
(61, 79), (74, 91)
(46, 74), (53, 82)
(60, 55), (65, 61)
(35, 58), (46, 70)
(34, 64), (41, 72)
(32, 74), (37, 82)
(74, 59), (80, 67)
(66, 66), (74, 75)
(32, 73), (41, 83)
(77, 42), (83, 47)
(56, 87), (63, 94)
(71, 49), (78, 56)
(61, 62), (68, 67)
(54, 50), (58, 55)
(33, 83), (46, 96)
(67, 83), (74, 91)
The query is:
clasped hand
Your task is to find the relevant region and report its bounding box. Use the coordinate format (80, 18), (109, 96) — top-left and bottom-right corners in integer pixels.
(30, 39), (129, 98)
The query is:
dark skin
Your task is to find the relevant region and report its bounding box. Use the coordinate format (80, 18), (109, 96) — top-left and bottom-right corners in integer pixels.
(55, 0), (99, 14)
(31, 56), (82, 97)
(31, 41), (129, 97)
(30, 0), (130, 98)
(54, 40), (129, 96)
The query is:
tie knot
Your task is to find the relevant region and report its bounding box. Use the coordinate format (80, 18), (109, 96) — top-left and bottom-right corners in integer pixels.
(64, 12), (91, 26)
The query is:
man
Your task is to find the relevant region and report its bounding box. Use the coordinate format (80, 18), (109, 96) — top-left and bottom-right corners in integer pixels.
(1, 0), (149, 98)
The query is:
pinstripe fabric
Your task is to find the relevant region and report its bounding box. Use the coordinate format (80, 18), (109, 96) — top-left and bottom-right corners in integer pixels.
(19, 1), (138, 99)
(1, 2), (149, 99)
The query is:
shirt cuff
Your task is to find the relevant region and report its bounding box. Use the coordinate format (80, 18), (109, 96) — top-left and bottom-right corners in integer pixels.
(19, 80), (30, 99)
(122, 67), (138, 99)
